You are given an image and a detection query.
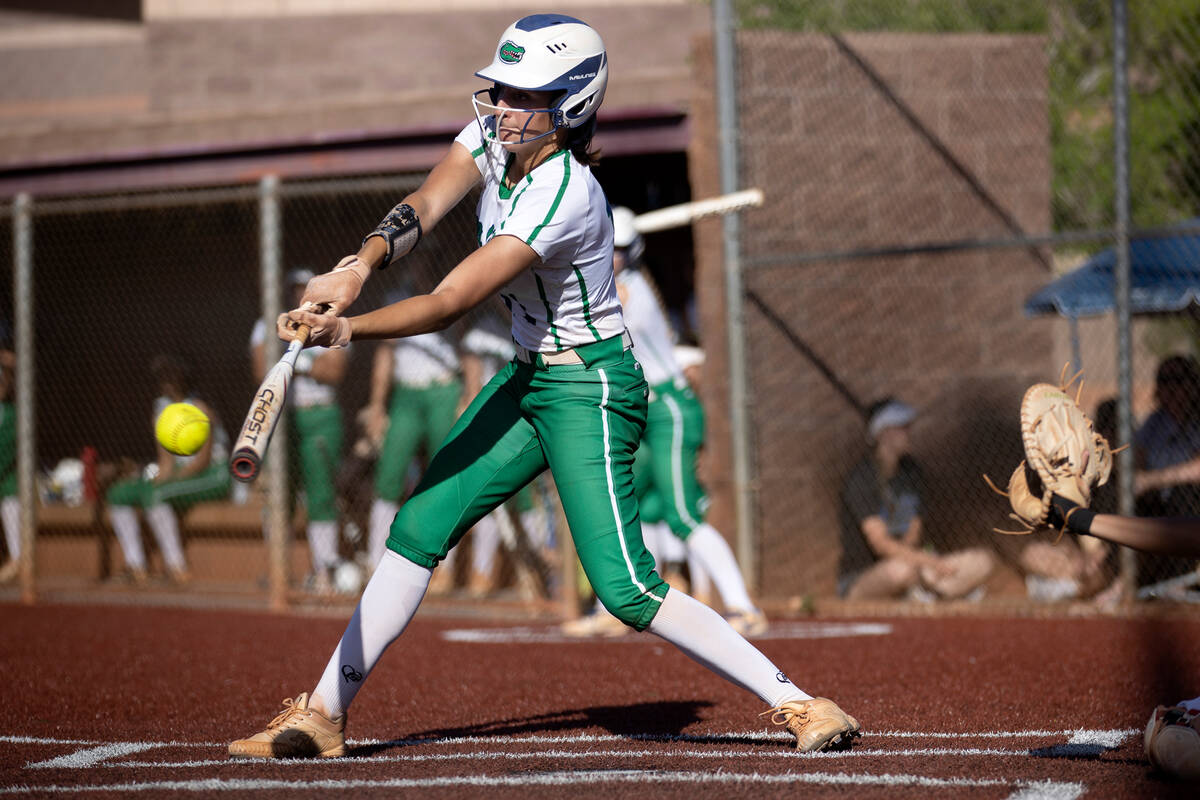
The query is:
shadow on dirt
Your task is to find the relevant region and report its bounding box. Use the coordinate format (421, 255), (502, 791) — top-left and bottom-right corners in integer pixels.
(349, 699), (724, 756)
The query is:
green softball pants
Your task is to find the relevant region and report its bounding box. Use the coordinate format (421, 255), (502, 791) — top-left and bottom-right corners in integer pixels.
(292, 404), (343, 522)
(638, 381), (708, 540)
(106, 463), (230, 509)
(387, 334), (669, 630)
(373, 379), (463, 502)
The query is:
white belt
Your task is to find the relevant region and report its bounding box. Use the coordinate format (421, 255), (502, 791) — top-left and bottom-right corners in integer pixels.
(514, 331), (633, 366)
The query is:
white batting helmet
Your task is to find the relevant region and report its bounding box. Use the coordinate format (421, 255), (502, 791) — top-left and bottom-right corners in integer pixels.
(611, 206), (644, 264)
(475, 14), (607, 132)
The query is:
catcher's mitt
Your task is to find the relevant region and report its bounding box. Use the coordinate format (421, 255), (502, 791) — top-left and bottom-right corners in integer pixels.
(985, 368), (1119, 534)
(1144, 704), (1200, 781)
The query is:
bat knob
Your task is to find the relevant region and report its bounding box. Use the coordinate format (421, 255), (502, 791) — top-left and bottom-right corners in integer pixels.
(230, 450), (261, 483)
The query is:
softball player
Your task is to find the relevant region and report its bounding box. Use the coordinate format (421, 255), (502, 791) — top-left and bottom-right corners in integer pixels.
(107, 355), (229, 585)
(565, 207), (765, 636)
(229, 13), (859, 758)
(363, 286), (465, 570)
(250, 269), (349, 592)
(0, 345), (17, 584)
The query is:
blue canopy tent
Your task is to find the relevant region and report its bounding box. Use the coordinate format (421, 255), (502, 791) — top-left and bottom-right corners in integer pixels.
(1025, 220), (1200, 369)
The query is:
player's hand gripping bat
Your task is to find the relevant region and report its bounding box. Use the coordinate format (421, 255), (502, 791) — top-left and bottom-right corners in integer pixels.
(229, 323), (312, 483)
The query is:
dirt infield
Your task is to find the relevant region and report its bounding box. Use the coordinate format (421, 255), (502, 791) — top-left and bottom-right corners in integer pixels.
(2, 601), (1199, 798)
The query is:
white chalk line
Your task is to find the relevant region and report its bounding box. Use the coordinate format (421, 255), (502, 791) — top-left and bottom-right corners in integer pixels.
(107, 744), (1126, 769)
(0, 728), (1119, 799)
(0, 771), (1085, 796)
(0, 729), (1137, 753)
(3, 727), (1139, 754)
(442, 620), (893, 644)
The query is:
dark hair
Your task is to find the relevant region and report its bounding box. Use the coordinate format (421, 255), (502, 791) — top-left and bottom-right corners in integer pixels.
(1093, 396), (1118, 444)
(566, 116), (601, 167)
(1156, 354), (1200, 388)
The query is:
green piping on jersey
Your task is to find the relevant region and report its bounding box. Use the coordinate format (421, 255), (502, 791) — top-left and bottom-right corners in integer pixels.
(534, 274), (562, 350)
(497, 154), (518, 200)
(525, 151), (570, 246)
(573, 266), (601, 341)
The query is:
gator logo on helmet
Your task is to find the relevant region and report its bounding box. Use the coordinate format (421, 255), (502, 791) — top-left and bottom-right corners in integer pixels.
(498, 40), (525, 64)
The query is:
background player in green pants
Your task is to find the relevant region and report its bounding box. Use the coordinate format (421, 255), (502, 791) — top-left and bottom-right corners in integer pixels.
(107, 354), (229, 585)
(251, 269), (349, 593)
(230, 13), (859, 759)
(363, 286), (466, 570)
(565, 207), (766, 636)
(0, 336), (17, 584)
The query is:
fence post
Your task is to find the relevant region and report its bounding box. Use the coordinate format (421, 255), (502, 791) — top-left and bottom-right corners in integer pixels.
(260, 175), (289, 610)
(1111, 0), (1138, 595)
(13, 193), (35, 604)
(712, 0), (757, 589)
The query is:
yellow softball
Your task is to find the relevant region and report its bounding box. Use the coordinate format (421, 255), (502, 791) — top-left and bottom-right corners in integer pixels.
(155, 402), (210, 456)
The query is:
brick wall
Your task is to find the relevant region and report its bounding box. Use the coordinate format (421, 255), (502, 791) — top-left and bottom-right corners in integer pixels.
(690, 31), (1059, 599)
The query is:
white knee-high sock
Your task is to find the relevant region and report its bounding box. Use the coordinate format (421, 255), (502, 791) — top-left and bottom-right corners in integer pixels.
(687, 523), (757, 614)
(312, 551), (432, 718)
(307, 521), (340, 572)
(145, 503), (186, 571)
(657, 523), (687, 563)
(1, 496), (19, 558)
(471, 513), (501, 576)
(368, 499), (399, 567)
(639, 520), (665, 565)
(108, 505), (146, 570)
(688, 550), (713, 599)
(648, 588), (809, 708)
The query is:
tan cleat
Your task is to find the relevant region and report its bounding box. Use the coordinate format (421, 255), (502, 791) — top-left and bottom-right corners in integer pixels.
(763, 697), (861, 752)
(228, 693), (346, 759)
(560, 610), (629, 638)
(726, 609), (769, 637)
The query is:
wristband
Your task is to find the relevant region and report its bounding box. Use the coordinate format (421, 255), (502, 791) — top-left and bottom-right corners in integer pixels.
(1048, 494), (1095, 535)
(362, 202), (421, 269)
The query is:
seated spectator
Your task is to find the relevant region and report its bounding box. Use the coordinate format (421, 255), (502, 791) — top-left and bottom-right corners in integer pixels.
(1132, 355), (1200, 589)
(838, 398), (993, 601)
(105, 354), (229, 586)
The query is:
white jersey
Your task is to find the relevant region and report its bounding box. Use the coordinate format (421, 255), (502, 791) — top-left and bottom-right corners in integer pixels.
(454, 119), (624, 353)
(462, 312), (516, 384)
(250, 320), (342, 409)
(383, 287), (461, 387)
(617, 268), (683, 387)
(390, 332), (460, 387)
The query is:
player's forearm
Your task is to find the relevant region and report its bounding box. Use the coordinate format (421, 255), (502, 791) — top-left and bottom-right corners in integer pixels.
(350, 293), (464, 342)
(1087, 513), (1200, 557)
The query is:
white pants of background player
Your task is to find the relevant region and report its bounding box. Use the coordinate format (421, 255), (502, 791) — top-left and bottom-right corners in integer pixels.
(108, 504), (186, 574)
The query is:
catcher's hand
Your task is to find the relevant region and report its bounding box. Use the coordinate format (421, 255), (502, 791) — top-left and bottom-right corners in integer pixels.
(1144, 704), (1200, 781)
(985, 368), (1120, 534)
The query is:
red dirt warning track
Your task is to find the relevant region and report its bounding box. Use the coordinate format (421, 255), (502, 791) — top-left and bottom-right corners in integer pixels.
(1, 603), (1199, 798)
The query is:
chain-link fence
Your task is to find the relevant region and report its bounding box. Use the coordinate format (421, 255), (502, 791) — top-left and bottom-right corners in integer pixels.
(6, 1), (1200, 613)
(709, 0), (1200, 607)
(5, 176), (566, 610)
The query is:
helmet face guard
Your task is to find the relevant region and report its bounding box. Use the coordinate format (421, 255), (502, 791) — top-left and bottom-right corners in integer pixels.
(471, 88), (563, 147)
(474, 14), (607, 145)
